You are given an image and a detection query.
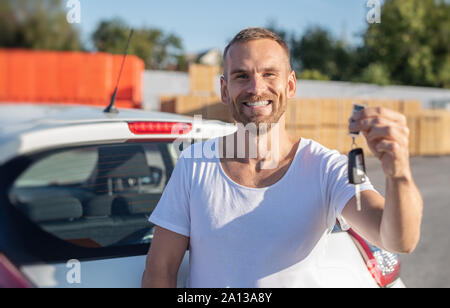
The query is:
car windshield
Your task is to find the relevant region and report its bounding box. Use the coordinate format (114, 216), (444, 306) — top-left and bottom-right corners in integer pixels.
(8, 141), (183, 248)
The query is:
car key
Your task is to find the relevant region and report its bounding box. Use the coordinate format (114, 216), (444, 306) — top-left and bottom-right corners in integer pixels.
(348, 148), (367, 211)
(348, 103), (367, 211)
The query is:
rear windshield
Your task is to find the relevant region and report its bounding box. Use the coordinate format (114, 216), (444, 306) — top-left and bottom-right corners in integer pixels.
(8, 141), (183, 249)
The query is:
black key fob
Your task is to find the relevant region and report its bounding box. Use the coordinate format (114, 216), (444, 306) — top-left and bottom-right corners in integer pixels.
(348, 148), (366, 184)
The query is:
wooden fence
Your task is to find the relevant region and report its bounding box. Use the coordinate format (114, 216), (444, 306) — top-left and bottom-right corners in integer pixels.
(161, 94), (450, 156)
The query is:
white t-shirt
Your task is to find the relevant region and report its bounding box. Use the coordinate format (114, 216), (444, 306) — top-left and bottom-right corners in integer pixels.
(149, 137), (376, 287)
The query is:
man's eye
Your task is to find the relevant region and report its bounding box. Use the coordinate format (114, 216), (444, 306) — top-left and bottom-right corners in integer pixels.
(264, 73), (275, 77)
(236, 74), (247, 79)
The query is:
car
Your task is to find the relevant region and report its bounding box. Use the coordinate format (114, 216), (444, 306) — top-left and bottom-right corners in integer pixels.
(0, 103), (405, 288)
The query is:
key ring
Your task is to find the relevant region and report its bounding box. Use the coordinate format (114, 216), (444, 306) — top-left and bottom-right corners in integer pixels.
(351, 137), (358, 149)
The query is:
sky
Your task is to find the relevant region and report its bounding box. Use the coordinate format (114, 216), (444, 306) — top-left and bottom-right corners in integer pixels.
(75, 0), (378, 53)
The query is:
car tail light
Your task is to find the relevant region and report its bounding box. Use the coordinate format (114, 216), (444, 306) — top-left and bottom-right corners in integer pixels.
(128, 122), (193, 135)
(0, 253), (33, 288)
(347, 229), (401, 288)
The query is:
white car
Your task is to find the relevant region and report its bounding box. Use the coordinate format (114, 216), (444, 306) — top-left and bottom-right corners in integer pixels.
(0, 104), (405, 288)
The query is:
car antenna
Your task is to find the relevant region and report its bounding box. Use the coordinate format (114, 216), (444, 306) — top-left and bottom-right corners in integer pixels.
(104, 28), (134, 114)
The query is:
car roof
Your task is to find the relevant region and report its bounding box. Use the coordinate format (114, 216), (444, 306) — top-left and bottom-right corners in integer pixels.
(0, 104), (197, 139)
(0, 104), (237, 165)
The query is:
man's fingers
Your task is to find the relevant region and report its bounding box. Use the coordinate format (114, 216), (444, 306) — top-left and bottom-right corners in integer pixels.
(375, 140), (398, 153)
(349, 116), (388, 133)
(351, 107), (407, 125)
(350, 117), (409, 138)
(367, 125), (409, 146)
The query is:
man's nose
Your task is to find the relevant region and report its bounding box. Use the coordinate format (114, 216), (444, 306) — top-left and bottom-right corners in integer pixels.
(246, 74), (266, 96)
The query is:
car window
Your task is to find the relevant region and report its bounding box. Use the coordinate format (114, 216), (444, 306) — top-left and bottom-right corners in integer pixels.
(8, 141), (182, 249)
(14, 149), (98, 187)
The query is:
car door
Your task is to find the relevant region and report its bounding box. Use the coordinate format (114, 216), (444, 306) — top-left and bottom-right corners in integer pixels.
(0, 140), (190, 288)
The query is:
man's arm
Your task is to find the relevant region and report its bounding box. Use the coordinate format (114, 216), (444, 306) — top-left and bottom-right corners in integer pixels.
(142, 226), (189, 288)
(342, 107), (423, 254)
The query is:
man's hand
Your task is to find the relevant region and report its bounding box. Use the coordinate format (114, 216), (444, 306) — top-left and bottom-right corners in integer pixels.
(344, 106), (423, 254)
(349, 107), (411, 180)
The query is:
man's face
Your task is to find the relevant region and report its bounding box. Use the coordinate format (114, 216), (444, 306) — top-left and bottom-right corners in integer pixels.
(221, 39), (296, 128)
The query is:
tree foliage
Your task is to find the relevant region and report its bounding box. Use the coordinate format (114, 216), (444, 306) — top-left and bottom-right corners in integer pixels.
(0, 0), (448, 81)
(268, 24), (357, 82)
(92, 18), (187, 71)
(297, 69), (330, 81)
(291, 27), (356, 81)
(0, 1), (187, 70)
(359, 63), (391, 86)
(362, 0), (450, 88)
(269, 0), (450, 88)
(0, 0), (83, 51)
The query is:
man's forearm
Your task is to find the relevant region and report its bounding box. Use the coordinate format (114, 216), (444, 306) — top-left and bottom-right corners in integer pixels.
(380, 174), (423, 253)
(142, 270), (177, 288)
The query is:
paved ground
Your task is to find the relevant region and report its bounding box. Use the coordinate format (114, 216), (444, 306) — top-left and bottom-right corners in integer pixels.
(365, 156), (450, 288)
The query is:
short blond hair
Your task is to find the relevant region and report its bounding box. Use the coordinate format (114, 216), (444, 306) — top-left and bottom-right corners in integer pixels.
(223, 27), (291, 76)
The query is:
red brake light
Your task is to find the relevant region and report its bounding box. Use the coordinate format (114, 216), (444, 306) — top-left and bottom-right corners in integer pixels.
(347, 229), (401, 288)
(128, 122), (193, 135)
(0, 253), (33, 288)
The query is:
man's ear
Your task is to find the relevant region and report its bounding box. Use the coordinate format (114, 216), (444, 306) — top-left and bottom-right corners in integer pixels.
(287, 70), (297, 99)
(220, 75), (229, 105)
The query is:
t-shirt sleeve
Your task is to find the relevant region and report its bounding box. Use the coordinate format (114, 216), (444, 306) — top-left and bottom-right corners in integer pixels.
(321, 150), (378, 230)
(148, 152), (191, 237)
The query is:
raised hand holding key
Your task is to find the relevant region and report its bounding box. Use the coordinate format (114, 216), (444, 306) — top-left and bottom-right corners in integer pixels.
(349, 106), (411, 180)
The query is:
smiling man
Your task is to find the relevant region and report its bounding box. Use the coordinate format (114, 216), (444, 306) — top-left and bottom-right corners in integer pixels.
(142, 28), (423, 288)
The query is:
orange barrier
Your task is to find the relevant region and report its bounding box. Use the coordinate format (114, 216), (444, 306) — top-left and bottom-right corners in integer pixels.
(0, 50), (7, 101)
(0, 49), (144, 108)
(113, 54), (144, 106)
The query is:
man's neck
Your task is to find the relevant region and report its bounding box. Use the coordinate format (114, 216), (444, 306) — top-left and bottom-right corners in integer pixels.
(219, 120), (297, 169)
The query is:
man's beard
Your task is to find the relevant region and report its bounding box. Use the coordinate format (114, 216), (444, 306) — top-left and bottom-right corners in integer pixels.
(228, 93), (287, 132)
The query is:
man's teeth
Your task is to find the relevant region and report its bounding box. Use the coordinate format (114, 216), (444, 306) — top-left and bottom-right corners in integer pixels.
(245, 101), (270, 107)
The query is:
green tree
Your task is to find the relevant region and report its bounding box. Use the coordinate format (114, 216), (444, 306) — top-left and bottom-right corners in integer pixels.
(359, 63), (391, 86)
(291, 27), (358, 81)
(0, 0), (83, 51)
(92, 18), (186, 70)
(297, 69), (330, 81)
(362, 0), (450, 88)
(268, 23), (357, 82)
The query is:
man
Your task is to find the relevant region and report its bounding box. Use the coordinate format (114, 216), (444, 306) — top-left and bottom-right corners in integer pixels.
(142, 28), (423, 288)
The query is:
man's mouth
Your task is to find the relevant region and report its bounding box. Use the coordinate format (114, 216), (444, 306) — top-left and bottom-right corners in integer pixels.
(243, 100), (272, 108)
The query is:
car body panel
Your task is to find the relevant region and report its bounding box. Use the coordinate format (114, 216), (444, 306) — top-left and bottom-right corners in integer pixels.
(0, 104), (196, 133)
(318, 232), (379, 288)
(0, 104), (236, 165)
(20, 254), (190, 288)
(21, 233), (404, 288)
